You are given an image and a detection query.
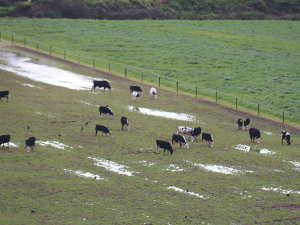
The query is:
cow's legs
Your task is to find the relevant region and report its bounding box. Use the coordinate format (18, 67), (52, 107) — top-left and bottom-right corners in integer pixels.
(156, 145), (160, 154)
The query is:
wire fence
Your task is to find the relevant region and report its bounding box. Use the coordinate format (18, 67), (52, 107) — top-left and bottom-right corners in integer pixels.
(0, 31), (290, 124)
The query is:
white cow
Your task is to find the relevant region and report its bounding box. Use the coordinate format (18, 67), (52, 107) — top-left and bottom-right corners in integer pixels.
(150, 87), (157, 100)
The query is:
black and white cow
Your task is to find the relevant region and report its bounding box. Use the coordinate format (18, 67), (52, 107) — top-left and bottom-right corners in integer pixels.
(121, 117), (130, 131)
(150, 87), (157, 100)
(132, 91), (141, 101)
(99, 106), (114, 119)
(189, 127), (201, 142)
(281, 130), (292, 145)
(0, 135), (10, 149)
(249, 127), (261, 143)
(202, 133), (214, 147)
(177, 126), (193, 135)
(0, 91), (9, 102)
(95, 125), (111, 136)
(156, 140), (173, 155)
(91, 80), (111, 91)
(237, 118), (243, 130)
(130, 86), (143, 94)
(172, 134), (189, 149)
(26, 137), (36, 153)
(243, 118), (250, 130)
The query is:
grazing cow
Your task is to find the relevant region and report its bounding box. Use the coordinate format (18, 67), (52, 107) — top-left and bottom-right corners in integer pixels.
(132, 91), (141, 101)
(172, 134), (189, 149)
(26, 137), (36, 153)
(95, 125), (111, 136)
(150, 87), (157, 100)
(0, 91), (9, 102)
(249, 127), (261, 143)
(281, 130), (292, 145)
(202, 133), (214, 147)
(91, 80), (111, 91)
(130, 86), (143, 94)
(243, 118), (250, 130)
(99, 106), (114, 119)
(0, 135), (10, 149)
(189, 127), (201, 142)
(237, 118), (243, 130)
(121, 117), (130, 131)
(156, 140), (173, 155)
(177, 126), (193, 135)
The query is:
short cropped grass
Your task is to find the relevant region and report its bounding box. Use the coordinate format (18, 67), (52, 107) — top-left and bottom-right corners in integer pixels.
(1, 43), (300, 224)
(0, 18), (300, 124)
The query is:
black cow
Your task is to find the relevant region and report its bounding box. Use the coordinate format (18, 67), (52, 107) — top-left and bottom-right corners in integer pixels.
(237, 118), (243, 130)
(0, 135), (10, 149)
(26, 137), (36, 152)
(95, 125), (111, 136)
(249, 127), (261, 143)
(189, 127), (201, 142)
(202, 133), (214, 147)
(172, 134), (189, 149)
(281, 131), (292, 145)
(99, 106), (114, 119)
(156, 140), (173, 155)
(91, 80), (111, 91)
(121, 117), (130, 131)
(243, 118), (250, 130)
(0, 91), (9, 102)
(130, 86), (143, 94)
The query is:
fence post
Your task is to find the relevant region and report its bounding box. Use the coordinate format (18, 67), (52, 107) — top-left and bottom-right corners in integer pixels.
(258, 104), (259, 115)
(159, 77), (160, 87)
(177, 82), (178, 92)
(50, 46), (52, 55)
(109, 63), (110, 73)
(216, 91), (217, 102)
(93, 58), (95, 68)
(24, 39), (26, 47)
(141, 72), (143, 83)
(236, 98), (237, 109)
(0, 31), (1, 42)
(12, 35), (13, 44)
(125, 68), (127, 78)
(283, 111), (284, 123)
(64, 50), (66, 60)
(196, 87), (197, 97)
(37, 43), (39, 51)
(78, 54), (80, 64)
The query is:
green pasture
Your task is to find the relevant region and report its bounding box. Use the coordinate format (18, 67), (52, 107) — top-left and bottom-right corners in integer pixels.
(0, 18), (300, 124)
(1, 44), (300, 224)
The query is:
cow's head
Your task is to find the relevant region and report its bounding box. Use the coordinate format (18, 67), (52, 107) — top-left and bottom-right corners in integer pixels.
(190, 136), (195, 142)
(153, 95), (157, 100)
(170, 148), (174, 155)
(126, 125), (130, 131)
(109, 131), (112, 135)
(287, 140), (292, 145)
(257, 137), (261, 143)
(26, 146), (30, 153)
(183, 143), (189, 149)
(111, 115), (115, 119)
(210, 141), (214, 147)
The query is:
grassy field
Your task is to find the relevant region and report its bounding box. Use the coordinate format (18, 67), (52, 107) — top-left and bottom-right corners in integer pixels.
(0, 18), (300, 125)
(1, 42), (300, 224)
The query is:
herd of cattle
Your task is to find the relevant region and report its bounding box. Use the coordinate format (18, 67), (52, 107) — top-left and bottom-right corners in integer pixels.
(0, 80), (293, 154)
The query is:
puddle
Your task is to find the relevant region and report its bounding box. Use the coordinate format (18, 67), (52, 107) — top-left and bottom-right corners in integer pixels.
(0, 51), (103, 90)
(79, 100), (99, 107)
(186, 160), (254, 175)
(36, 140), (73, 150)
(22, 83), (42, 88)
(260, 149), (276, 155)
(261, 186), (300, 195)
(88, 157), (139, 176)
(127, 105), (196, 121)
(234, 144), (250, 152)
(2, 142), (19, 147)
(139, 160), (155, 167)
(262, 131), (275, 135)
(64, 169), (108, 181)
(164, 164), (185, 172)
(167, 186), (207, 199)
(36, 112), (55, 117)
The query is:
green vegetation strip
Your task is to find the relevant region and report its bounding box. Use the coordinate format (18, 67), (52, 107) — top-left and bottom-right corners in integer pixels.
(0, 18), (300, 126)
(1, 44), (300, 224)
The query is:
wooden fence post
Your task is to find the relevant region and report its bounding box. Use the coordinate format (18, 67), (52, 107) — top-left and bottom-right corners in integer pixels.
(93, 58), (95, 68)
(64, 50), (66, 60)
(37, 43), (39, 51)
(24, 39), (26, 47)
(78, 54), (80, 64)
(125, 68), (127, 78)
(159, 77), (160, 87)
(12, 35), (13, 44)
(109, 63), (110, 73)
(141, 72), (143, 83)
(283, 111), (284, 123)
(196, 87), (197, 97)
(0, 31), (1, 42)
(216, 91), (217, 102)
(50, 46), (52, 55)
(258, 104), (259, 115)
(177, 82), (178, 92)
(236, 98), (237, 109)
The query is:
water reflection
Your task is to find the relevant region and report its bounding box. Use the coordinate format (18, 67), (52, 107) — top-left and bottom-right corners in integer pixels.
(0, 51), (104, 90)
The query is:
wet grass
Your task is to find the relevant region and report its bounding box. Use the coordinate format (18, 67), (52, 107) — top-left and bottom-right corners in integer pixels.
(1, 44), (300, 224)
(0, 18), (300, 124)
